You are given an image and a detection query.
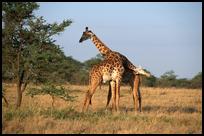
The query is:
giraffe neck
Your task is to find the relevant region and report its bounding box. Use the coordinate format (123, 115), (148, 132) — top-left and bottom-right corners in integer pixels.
(91, 33), (141, 76)
(91, 34), (112, 56)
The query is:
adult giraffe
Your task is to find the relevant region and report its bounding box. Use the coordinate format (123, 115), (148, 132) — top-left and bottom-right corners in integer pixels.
(79, 27), (150, 112)
(87, 63), (148, 112)
(79, 27), (143, 75)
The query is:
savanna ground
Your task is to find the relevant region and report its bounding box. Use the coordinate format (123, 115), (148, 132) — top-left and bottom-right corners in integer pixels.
(2, 83), (202, 134)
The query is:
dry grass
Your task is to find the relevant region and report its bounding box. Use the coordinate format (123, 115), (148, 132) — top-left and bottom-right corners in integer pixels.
(2, 83), (202, 134)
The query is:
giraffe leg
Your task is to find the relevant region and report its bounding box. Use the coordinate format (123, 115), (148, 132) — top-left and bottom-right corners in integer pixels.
(132, 86), (139, 113)
(137, 76), (142, 112)
(82, 90), (89, 112)
(132, 76), (138, 113)
(82, 80), (100, 112)
(129, 74), (137, 112)
(110, 81), (116, 111)
(138, 88), (142, 112)
(132, 75), (141, 113)
(89, 79), (102, 106)
(115, 79), (121, 112)
(106, 81), (112, 109)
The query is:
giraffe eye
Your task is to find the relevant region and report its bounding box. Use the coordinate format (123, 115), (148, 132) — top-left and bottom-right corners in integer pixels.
(79, 33), (90, 43)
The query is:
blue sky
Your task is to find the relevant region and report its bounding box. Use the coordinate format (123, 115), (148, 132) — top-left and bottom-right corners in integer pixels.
(34, 2), (202, 79)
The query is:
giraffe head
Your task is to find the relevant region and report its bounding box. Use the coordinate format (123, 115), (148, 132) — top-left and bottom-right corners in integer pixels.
(79, 27), (94, 43)
(135, 66), (151, 77)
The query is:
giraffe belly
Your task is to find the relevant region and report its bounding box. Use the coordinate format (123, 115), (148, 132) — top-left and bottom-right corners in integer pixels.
(111, 70), (118, 81)
(102, 73), (111, 83)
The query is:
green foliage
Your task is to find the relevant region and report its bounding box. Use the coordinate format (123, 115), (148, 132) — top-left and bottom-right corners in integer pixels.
(83, 54), (103, 71)
(40, 107), (81, 120)
(160, 70), (177, 80)
(60, 56), (86, 84)
(2, 2), (72, 84)
(69, 70), (89, 85)
(157, 70), (177, 87)
(4, 108), (35, 121)
(190, 72), (202, 88)
(154, 70), (202, 88)
(40, 107), (110, 122)
(26, 83), (77, 102)
(175, 78), (191, 88)
(2, 2), (73, 108)
(64, 54), (103, 85)
(142, 75), (157, 87)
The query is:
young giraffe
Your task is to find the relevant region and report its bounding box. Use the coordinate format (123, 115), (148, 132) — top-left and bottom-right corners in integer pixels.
(79, 27), (150, 112)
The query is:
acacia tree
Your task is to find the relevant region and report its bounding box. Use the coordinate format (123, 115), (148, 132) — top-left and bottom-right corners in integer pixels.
(157, 70), (177, 87)
(2, 2), (72, 109)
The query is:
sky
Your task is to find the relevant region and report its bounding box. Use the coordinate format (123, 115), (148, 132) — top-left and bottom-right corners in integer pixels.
(34, 2), (202, 79)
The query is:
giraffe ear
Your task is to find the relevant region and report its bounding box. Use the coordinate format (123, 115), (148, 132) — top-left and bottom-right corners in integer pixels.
(85, 27), (88, 31)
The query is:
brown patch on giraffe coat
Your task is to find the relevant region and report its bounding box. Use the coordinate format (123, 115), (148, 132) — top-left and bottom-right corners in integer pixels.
(98, 43), (102, 47)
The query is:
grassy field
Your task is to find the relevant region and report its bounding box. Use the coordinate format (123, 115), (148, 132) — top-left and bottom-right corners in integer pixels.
(2, 83), (202, 134)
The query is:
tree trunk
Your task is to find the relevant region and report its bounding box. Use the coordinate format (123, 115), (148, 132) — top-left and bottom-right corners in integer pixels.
(3, 95), (9, 107)
(15, 49), (22, 109)
(16, 81), (23, 109)
(16, 70), (29, 109)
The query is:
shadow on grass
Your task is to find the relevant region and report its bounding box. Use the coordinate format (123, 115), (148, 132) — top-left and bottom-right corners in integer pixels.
(142, 105), (161, 113)
(181, 107), (199, 113)
(166, 106), (198, 113)
(142, 105), (199, 114)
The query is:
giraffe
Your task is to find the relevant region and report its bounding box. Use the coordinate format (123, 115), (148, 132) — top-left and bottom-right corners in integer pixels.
(86, 63), (148, 112)
(82, 58), (125, 112)
(79, 27), (151, 112)
(106, 72), (142, 112)
(79, 27), (144, 75)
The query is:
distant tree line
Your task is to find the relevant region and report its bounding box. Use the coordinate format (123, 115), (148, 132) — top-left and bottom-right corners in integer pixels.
(141, 70), (202, 89)
(3, 47), (202, 89)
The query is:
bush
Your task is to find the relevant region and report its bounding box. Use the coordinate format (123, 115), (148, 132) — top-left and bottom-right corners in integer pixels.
(26, 83), (77, 107)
